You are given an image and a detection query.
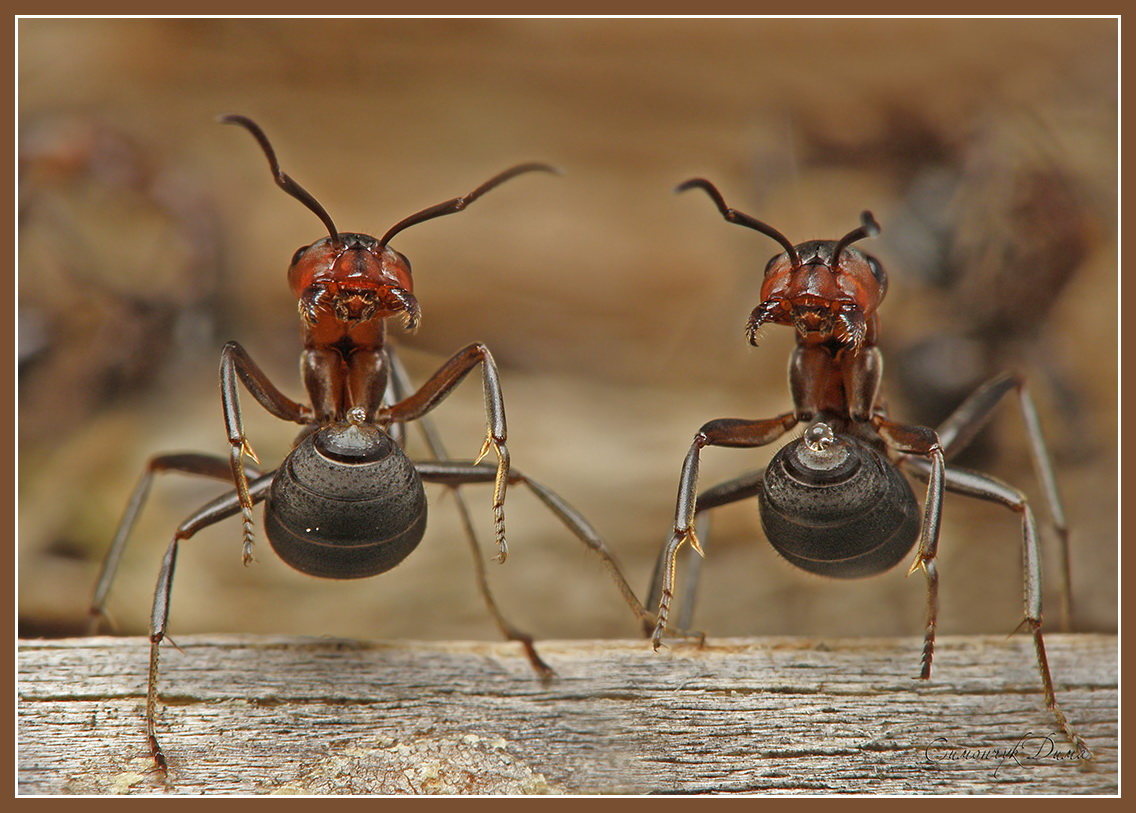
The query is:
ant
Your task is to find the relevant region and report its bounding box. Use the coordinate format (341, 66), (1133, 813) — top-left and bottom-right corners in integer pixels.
(647, 177), (1086, 754)
(88, 115), (651, 772)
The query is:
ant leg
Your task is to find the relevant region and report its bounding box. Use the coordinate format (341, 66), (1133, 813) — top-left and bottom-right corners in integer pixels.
(898, 458), (1089, 756)
(514, 475), (652, 629)
(385, 345), (441, 456)
(872, 417), (946, 680)
(934, 372), (1072, 629)
(385, 354), (497, 575)
(386, 348), (550, 679)
(415, 461), (655, 677)
(220, 341), (314, 567)
(381, 343), (510, 562)
(653, 415), (798, 650)
(647, 469), (766, 636)
(146, 473), (275, 773)
(451, 482), (552, 681)
(89, 454), (261, 635)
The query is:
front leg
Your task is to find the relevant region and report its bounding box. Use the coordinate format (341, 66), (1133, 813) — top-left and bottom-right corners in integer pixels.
(646, 468), (766, 635)
(872, 416), (945, 679)
(220, 341), (314, 564)
(381, 343), (510, 561)
(898, 458), (1088, 755)
(387, 348), (550, 679)
(651, 413), (798, 649)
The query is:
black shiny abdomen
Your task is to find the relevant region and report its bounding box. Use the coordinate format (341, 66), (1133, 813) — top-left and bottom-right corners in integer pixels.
(264, 422), (427, 579)
(758, 433), (920, 579)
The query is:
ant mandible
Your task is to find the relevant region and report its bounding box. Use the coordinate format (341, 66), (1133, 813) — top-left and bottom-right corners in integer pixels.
(88, 116), (651, 772)
(647, 177), (1085, 755)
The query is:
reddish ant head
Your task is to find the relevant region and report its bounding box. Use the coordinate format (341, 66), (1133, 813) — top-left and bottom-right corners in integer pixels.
(750, 219), (886, 350)
(675, 179), (884, 350)
(221, 115), (421, 335)
(222, 114), (557, 341)
(288, 233), (420, 332)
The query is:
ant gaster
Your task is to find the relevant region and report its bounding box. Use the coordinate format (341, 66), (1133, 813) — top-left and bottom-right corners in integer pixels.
(647, 178), (1086, 754)
(88, 116), (651, 773)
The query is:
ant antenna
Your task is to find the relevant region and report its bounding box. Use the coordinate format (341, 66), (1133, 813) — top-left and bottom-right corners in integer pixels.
(830, 211), (881, 267)
(220, 115), (342, 247)
(378, 163), (559, 247)
(675, 178), (801, 266)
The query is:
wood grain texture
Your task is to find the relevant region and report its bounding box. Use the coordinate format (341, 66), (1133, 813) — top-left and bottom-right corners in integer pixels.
(18, 634), (1116, 795)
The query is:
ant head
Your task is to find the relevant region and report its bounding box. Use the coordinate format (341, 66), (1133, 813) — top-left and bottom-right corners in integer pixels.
(676, 178), (885, 350)
(222, 114), (557, 335)
(221, 115), (419, 332)
(753, 216), (886, 349)
(288, 234), (420, 332)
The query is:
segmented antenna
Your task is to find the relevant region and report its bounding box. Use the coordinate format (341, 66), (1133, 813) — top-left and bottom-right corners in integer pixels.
(220, 114), (342, 247)
(378, 163), (559, 247)
(675, 178), (801, 266)
(830, 211), (881, 267)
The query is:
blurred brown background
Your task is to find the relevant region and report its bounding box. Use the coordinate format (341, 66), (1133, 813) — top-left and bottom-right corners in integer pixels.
(18, 19), (1116, 649)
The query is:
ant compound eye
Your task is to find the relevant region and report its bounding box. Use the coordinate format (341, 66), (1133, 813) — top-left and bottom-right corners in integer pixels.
(290, 245), (310, 267)
(867, 256), (887, 289)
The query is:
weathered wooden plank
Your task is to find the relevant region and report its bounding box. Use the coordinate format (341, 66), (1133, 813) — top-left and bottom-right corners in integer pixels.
(17, 634), (1116, 795)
